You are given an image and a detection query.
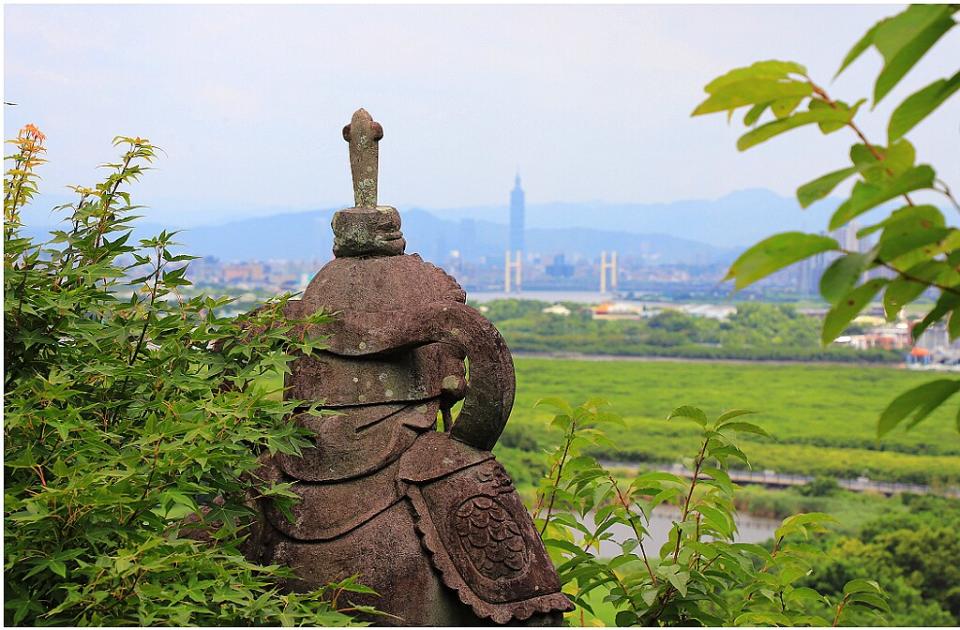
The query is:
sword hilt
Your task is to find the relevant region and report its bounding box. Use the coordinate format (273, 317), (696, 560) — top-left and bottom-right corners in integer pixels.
(342, 108), (383, 209)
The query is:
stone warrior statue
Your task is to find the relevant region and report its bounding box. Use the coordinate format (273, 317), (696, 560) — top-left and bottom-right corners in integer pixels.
(247, 109), (573, 625)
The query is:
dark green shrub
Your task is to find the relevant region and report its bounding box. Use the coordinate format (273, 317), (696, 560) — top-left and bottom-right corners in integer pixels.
(4, 127), (369, 625)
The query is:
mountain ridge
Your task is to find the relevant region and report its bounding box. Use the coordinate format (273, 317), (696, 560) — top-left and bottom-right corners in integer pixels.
(23, 188), (858, 265)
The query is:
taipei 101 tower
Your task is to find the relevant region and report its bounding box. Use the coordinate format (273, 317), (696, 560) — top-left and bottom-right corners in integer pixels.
(509, 174), (525, 254)
(504, 174), (525, 292)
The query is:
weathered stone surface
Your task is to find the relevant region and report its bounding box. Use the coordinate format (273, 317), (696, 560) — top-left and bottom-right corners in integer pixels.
(248, 109), (572, 625)
(275, 402), (437, 482)
(331, 205), (406, 258)
(342, 108), (382, 209)
(400, 434), (571, 624)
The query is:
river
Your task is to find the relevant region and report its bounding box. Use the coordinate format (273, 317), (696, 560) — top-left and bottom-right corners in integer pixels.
(572, 506), (781, 558)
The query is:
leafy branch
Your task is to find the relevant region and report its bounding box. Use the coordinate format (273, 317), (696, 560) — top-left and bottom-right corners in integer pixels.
(535, 399), (889, 626)
(693, 4), (960, 436)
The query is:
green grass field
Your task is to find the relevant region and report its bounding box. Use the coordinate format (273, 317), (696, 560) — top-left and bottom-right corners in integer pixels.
(502, 358), (960, 485)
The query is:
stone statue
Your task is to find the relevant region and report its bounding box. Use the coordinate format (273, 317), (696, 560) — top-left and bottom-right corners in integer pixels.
(247, 109), (573, 625)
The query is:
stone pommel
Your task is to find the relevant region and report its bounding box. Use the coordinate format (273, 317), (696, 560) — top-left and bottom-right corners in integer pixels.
(342, 108), (382, 209)
(334, 109), (406, 258)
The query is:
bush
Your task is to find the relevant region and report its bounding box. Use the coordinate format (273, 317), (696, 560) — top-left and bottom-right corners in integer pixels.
(531, 399), (890, 626)
(3, 127), (369, 625)
(802, 495), (960, 625)
(798, 476), (842, 497)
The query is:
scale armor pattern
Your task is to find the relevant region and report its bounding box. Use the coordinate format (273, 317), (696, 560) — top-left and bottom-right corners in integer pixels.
(454, 495), (529, 579)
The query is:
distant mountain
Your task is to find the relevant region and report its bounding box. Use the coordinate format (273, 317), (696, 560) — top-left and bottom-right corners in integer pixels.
(25, 188), (883, 266)
(427, 189), (840, 249)
(151, 208), (734, 265)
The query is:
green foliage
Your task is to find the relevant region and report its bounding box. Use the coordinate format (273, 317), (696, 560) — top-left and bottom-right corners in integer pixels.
(693, 5), (960, 434)
(796, 477), (841, 498)
(531, 400), (888, 626)
(3, 128), (370, 625)
(888, 70), (960, 141)
(878, 379), (960, 437)
(838, 4), (957, 104)
(724, 233), (839, 291)
(801, 494), (960, 625)
(483, 300), (900, 363)
(503, 357), (960, 485)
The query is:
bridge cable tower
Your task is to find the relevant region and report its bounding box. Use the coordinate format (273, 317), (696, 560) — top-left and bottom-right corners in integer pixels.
(505, 250), (522, 293)
(600, 251), (618, 294)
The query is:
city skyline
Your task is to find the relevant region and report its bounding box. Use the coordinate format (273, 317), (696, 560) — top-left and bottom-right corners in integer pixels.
(5, 4), (959, 228)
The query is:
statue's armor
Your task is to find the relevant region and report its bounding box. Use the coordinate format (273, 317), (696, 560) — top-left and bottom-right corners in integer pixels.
(249, 110), (572, 625)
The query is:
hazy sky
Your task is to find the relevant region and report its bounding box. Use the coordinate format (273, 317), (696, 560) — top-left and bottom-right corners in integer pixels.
(5, 4), (959, 226)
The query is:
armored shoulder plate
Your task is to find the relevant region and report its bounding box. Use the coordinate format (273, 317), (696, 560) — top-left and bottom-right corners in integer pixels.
(399, 433), (574, 624)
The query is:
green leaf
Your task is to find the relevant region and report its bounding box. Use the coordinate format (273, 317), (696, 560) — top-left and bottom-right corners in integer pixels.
(820, 253), (872, 305)
(836, 19), (882, 78)
(843, 578), (882, 596)
(788, 586), (829, 605)
(708, 443), (751, 469)
(725, 232), (839, 291)
(848, 591), (891, 612)
(693, 78), (812, 116)
(888, 71), (960, 141)
(775, 512), (837, 540)
(743, 103), (769, 126)
(48, 560), (67, 578)
(702, 60), (807, 94)
(535, 397), (573, 415)
(700, 466), (734, 494)
(871, 4), (956, 104)
(736, 107), (854, 150)
(667, 405), (708, 426)
(715, 409), (756, 424)
(771, 96), (804, 119)
(877, 205), (949, 261)
(810, 98), (866, 134)
(658, 564), (690, 597)
(822, 279), (889, 344)
(697, 504), (734, 538)
(829, 165), (936, 229)
(883, 268), (937, 320)
(717, 421), (771, 438)
(878, 379), (960, 436)
(949, 308), (960, 342)
(912, 291), (960, 342)
(850, 139), (916, 183)
(735, 612), (792, 626)
(889, 230), (960, 271)
(796, 167), (857, 208)
(615, 610), (638, 626)
(632, 471), (687, 487)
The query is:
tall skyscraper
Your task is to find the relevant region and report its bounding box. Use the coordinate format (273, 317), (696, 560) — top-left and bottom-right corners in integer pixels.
(509, 174), (525, 254)
(831, 220), (861, 253)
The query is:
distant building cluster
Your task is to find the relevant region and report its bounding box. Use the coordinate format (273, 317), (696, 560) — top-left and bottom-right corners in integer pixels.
(187, 257), (322, 293)
(441, 176), (729, 295)
(776, 221), (890, 296)
(835, 317), (960, 368)
(182, 179), (940, 343)
(589, 301), (736, 321)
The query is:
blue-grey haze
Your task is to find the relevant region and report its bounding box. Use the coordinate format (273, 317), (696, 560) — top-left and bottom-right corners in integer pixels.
(5, 4), (959, 232)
